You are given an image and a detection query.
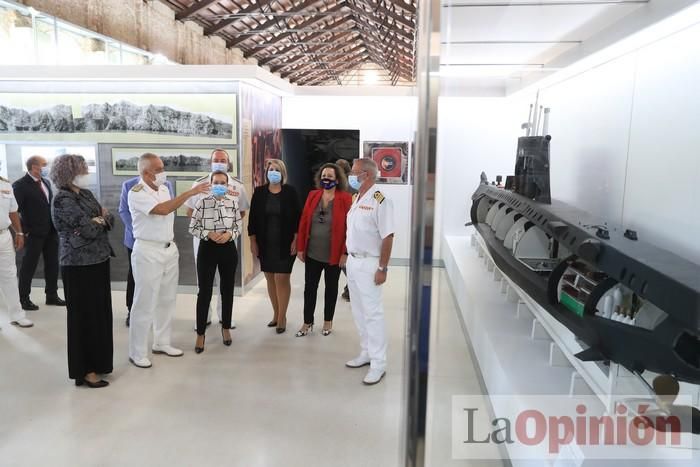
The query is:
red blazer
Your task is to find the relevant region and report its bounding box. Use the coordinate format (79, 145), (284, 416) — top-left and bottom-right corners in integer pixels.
(297, 189), (352, 266)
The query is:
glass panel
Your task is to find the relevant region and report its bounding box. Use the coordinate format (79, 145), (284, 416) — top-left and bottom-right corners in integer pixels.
(56, 23), (87, 65)
(35, 16), (56, 65)
(0, 6), (34, 65)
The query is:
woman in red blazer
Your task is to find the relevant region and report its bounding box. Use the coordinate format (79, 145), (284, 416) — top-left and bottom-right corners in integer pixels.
(296, 163), (352, 337)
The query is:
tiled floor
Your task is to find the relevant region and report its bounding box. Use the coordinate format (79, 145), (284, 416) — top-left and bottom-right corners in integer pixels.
(0, 265), (502, 467)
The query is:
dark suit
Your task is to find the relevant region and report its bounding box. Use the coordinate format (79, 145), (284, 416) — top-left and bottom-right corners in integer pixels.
(12, 173), (59, 301)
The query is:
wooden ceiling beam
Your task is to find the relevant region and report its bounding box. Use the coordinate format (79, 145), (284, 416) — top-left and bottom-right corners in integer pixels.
(228, 2), (347, 49)
(299, 58), (369, 86)
(345, 2), (414, 42)
(281, 43), (366, 78)
(254, 17), (356, 63)
(273, 36), (361, 74)
(204, 1), (267, 36)
(176, 0), (219, 21)
(355, 0), (415, 31)
(291, 50), (368, 83)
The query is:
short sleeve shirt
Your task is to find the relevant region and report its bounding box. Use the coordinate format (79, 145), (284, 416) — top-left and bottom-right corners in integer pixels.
(0, 178), (18, 230)
(346, 185), (394, 257)
(127, 179), (174, 243)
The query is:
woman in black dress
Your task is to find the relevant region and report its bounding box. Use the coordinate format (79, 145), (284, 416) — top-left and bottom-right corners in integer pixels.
(248, 159), (301, 333)
(50, 154), (114, 388)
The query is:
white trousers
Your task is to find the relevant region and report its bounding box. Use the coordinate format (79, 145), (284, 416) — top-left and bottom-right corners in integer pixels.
(129, 240), (179, 360)
(0, 230), (25, 323)
(192, 236), (223, 322)
(346, 255), (387, 371)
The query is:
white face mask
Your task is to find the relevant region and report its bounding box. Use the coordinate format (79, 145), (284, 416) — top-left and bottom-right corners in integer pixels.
(154, 172), (167, 187)
(73, 174), (90, 189)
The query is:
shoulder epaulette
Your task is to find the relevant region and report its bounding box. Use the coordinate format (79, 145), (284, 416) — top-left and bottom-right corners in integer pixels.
(0, 176), (9, 183)
(373, 191), (385, 204)
(352, 193), (358, 203)
(131, 184), (144, 192)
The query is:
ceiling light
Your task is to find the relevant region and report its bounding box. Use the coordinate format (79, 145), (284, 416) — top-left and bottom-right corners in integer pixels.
(362, 69), (380, 85)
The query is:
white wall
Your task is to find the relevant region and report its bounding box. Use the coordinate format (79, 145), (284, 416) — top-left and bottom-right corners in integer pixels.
(282, 95), (418, 260)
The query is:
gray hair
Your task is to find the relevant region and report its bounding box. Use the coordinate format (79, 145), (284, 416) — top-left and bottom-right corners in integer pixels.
(355, 158), (378, 180)
(49, 154), (87, 189)
(25, 155), (43, 171)
(138, 153), (159, 175)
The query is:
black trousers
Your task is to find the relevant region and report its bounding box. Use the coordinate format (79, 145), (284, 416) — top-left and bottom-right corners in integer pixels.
(303, 255), (341, 325)
(18, 231), (59, 301)
(196, 239), (237, 336)
(126, 247), (134, 311)
(63, 260), (114, 380)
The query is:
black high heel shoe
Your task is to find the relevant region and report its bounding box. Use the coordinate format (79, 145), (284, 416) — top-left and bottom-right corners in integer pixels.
(195, 335), (206, 354)
(267, 320), (277, 327)
(221, 327), (232, 346)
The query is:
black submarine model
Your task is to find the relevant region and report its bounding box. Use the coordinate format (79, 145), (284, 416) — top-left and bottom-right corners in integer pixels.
(470, 103), (699, 432)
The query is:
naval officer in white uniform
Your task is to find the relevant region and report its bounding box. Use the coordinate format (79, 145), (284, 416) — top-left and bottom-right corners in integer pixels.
(185, 148), (249, 330)
(344, 158), (394, 385)
(0, 176), (33, 329)
(127, 153), (209, 368)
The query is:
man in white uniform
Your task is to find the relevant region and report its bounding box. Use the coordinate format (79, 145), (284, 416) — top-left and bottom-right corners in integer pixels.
(186, 149), (249, 330)
(344, 158), (394, 385)
(0, 176), (33, 329)
(127, 153), (209, 368)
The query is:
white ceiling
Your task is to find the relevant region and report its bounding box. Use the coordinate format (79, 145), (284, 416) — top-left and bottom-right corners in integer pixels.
(439, 0), (661, 93)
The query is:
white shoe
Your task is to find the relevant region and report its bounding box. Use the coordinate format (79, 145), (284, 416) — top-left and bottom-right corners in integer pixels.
(345, 355), (371, 368)
(363, 368), (386, 385)
(129, 357), (152, 368)
(11, 318), (34, 328)
(152, 344), (184, 357)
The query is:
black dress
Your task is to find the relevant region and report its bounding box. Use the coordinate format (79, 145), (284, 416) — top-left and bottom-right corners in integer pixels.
(52, 188), (114, 381)
(261, 192), (296, 273)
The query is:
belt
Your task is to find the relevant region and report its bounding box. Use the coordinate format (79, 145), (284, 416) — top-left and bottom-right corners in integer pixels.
(349, 252), (377, 259)
(135, 238), (173, 249)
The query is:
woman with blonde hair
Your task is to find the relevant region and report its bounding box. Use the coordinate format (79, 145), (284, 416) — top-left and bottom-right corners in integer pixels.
(248, 159), (301, 333)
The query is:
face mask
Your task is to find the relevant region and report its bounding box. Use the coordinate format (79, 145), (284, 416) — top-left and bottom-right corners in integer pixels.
(267, 169), (282, 185)
(73, 174), (90, 189)
(348, 175), (362, 191)
(154, 172), (167, 187)
(212, 185), (228, 198)
(211, 162), (228, 173)
(40, 166), (49, 178)
(320, 178), (337, 190)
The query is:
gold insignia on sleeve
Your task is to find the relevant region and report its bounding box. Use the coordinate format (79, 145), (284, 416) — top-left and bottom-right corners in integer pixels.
(373, 191), (385, 204)
(352, 193), (358, 203)
(131, 184), (144, 192)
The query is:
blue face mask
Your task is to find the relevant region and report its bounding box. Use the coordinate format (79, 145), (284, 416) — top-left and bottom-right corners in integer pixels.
(267, 170), (282, 185)
(320, 178), (337, 190)
(40, 166), (49, 178)
(348, 175), (362, 191)
(211, 162), (228, 173)
(212, 185), (228, 198)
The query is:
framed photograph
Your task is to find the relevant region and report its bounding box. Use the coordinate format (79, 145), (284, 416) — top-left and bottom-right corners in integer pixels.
(21, 145), (98, 174)
(175, 180), (196, 217)
(0, 144), (7, 179)
(362, 141), (409, 184)
(111, 147), (238, 177)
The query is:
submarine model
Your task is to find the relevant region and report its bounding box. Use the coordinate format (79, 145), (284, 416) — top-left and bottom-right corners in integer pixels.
(470, 105), (700, 392)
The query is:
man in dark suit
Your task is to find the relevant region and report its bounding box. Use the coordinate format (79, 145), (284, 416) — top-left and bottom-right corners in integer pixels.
(12, 155), (65, 310)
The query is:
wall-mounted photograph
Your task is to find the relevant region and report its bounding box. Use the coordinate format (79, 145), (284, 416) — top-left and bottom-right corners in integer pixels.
(0, 93), (236, 140)
(0, 144), (7, 179)
(362, 141), (409, 184)
(111, 147), (238, 177)
(175, 179), (196, 217)
(21, 145), (98, 174)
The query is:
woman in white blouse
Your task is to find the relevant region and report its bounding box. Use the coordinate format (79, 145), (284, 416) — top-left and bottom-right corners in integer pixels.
(189, 171), (241, 353)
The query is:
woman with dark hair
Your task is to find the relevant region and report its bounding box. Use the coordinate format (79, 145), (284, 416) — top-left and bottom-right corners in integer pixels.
(50, 154), (114, 388)
(295, 163), (352, 337)
(248, 159), (301, 334)
(189, 171), (241, 353)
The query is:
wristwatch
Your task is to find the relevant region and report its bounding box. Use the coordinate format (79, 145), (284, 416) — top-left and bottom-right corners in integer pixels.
(377, 266), (388, 273)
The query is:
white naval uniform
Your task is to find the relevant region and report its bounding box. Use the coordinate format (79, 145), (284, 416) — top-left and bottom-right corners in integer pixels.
(0, 178), (27, 324)
(185, 175), (249, 323)
(127, 180), (179, 361)
(346, 185), (395, 372)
